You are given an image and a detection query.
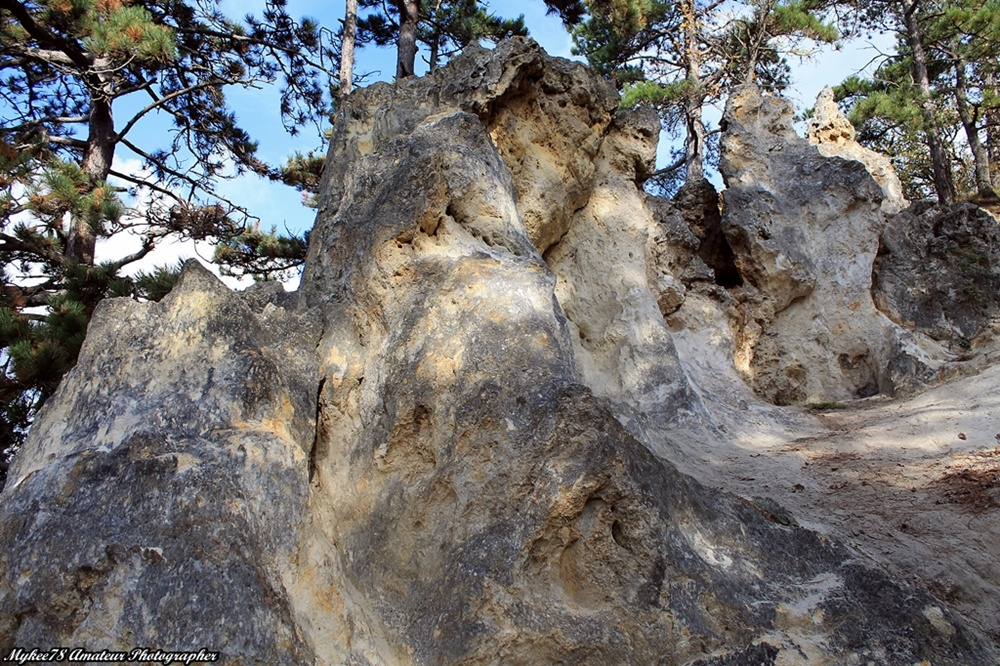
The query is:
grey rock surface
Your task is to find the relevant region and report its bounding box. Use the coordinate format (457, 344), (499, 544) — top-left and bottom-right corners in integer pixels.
(1, 39), (997, 664)
(720, 85), (946, 404)
(0, 264), (324, 661)
(875, 201), (1000, 348)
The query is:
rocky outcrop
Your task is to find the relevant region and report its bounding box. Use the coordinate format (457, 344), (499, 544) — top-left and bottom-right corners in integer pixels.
(874, 201), (1000, 349)
(1, 39), (997, 664)
(0, 266), (330, 661)
(807, 87), (908, 213)
(720, 85), (945, 403)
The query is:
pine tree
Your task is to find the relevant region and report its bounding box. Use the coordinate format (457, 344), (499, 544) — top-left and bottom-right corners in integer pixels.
(569, 0), (839, 193)
(0, 0), (333, 482)
(341, 0), (359, 96)
(836, 0), (1000, 202)
(357, 0), (528, 78)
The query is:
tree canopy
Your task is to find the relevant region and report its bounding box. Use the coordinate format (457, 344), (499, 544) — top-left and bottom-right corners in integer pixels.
(567, 0), (840, 193)
(835, 0), (1000, 201)
(356, 0), (528, 77)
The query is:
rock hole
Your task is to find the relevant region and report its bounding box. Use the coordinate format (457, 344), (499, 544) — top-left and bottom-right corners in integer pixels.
(674, 178), (744, 288)
(611, 520), (626, 548)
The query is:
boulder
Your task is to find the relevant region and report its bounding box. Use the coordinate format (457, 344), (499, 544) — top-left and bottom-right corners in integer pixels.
(874, 201), (1000, 349)
(0, 264), (330, 661)
(0, 39), (995, 664)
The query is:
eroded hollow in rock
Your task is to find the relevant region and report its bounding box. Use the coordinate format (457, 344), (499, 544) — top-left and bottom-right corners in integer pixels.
(674, 177), (744, 288)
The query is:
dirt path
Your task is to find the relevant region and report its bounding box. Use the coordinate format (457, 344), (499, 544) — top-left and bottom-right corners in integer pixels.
(665, 360), (1000, 649)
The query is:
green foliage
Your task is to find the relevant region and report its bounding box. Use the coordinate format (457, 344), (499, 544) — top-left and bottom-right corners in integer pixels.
(133, 262), (184, 302)
(620, 79), (694, 110)
(280, 151), (326, 208)
(213, 225), (308, 283)
(571, 0), (664, 75)
(806, 401), (846, 410)
(543, 0), (587, 26)
(84, 5), (175, 62)
(771, 1), (839, 42)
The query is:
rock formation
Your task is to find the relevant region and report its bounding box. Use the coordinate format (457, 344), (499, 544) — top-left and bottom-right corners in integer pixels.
(720, 86), (946, 404)
(1, 39), (998, 664)
(874, 201), (1000, 351)
(806, 87), (908, 214)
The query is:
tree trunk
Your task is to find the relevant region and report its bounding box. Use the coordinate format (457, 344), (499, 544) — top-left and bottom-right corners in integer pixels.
(682, 0), (704, 181)
(339, 0), (358, 97)
(429, 33), (440, 71)
(985, 70), (1000, 165)
(954, 57), (997, 199)
(395, 0), (419, 79)
(70, 95), (114, 266)
(900, 0), (956, 204)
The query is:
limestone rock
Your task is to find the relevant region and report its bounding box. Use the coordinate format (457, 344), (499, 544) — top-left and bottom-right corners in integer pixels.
(672, 177), (743, 288)
(874, 201), (1000, 348)
(0, 39), (996, 665)
(806, 87), (908, 213)
(0, 263), (332, 661)
(720, 85), (942, 403)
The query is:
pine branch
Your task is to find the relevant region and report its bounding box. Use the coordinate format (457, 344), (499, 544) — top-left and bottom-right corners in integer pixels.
(0, 0), (93, 70)
(0, 233), (68, 267)
(115, 76), (238, 142)
(2, 282), (62, 307)
(172, 26), (333, 74)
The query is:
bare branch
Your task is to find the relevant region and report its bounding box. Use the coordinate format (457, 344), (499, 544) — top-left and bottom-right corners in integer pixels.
(119, 137), (257, 222)
(649, 153), (687, 179)
(115, 76), (237, 142)
(47, 136), (87, 149)
(172, 26), (334, 74)
(107, 168), (183, 204)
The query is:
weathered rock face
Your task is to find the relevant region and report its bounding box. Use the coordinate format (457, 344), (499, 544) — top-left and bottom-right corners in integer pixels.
(720, 85), (944, 404)
(1, 39), (997, 664)
(874, 201), (1000, 348)
(0, 267), (326, 660)
(806, 87), (908, 214)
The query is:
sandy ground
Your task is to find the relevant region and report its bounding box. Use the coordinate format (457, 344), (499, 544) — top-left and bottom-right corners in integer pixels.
(663, 308), (1000, 650)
